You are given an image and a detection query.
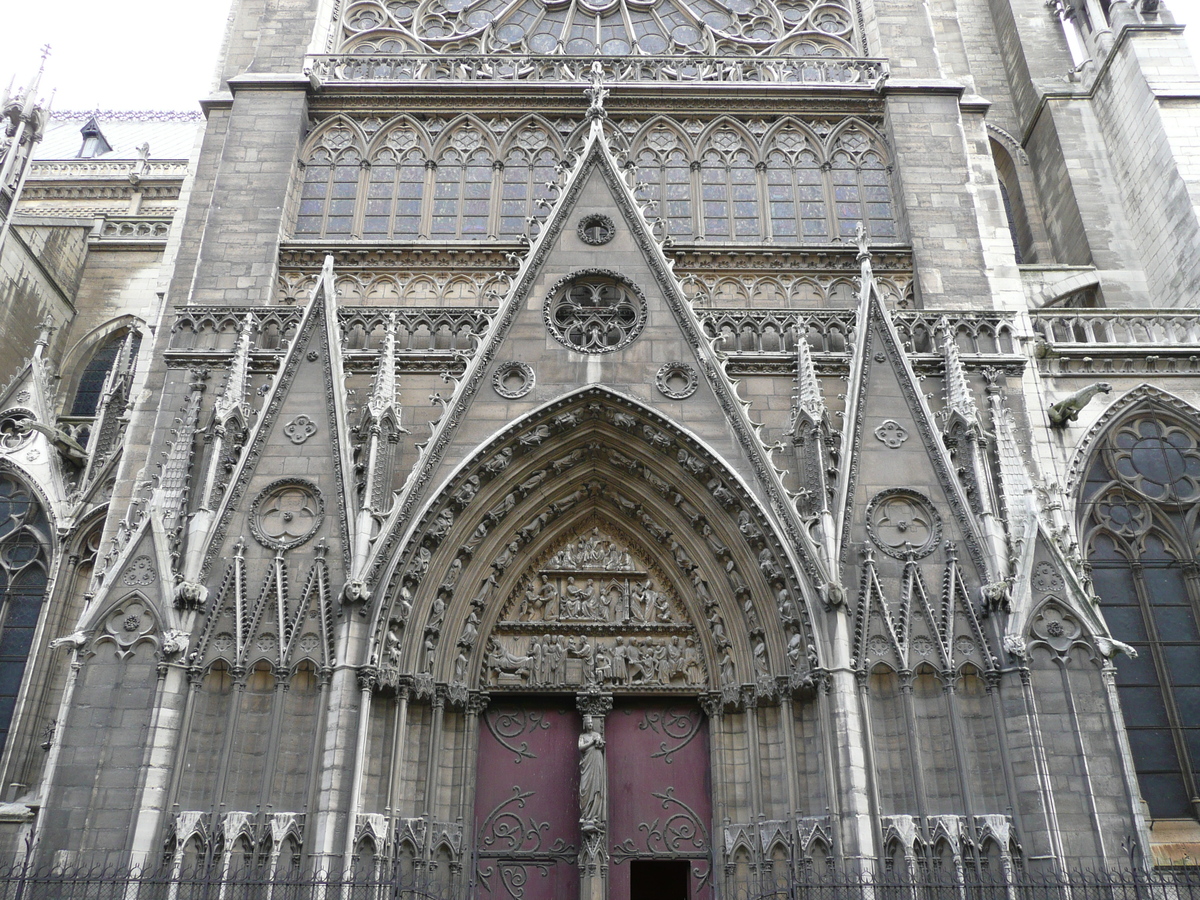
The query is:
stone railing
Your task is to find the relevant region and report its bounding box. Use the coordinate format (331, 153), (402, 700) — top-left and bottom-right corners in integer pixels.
(1032, 311), (1200, 347)
(305, 53), (888, 89)
(701, 309), (1018, 356)
(94, 217), (173, 242)
(340, 307), (495, 353)
(30, 160), (190, 180)
(167, 306), (496, 357)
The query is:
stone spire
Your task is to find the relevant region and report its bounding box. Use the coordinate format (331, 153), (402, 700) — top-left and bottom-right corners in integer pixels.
(0, 46), (52, 255)
(938, 317), (981, 425)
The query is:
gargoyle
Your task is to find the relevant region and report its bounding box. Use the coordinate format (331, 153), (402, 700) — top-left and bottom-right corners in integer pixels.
(1095, 636), (1138, 659)
(18, 420), (88, 465)
(1048, 383), (1112, 427)
(49, 631), (89, 651)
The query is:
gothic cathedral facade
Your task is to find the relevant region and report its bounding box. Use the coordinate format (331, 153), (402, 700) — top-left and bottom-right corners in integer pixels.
(1, 0), (1200, 894)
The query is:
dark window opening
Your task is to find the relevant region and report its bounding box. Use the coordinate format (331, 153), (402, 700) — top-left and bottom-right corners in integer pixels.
(630, 860), (690, 900)
(70, 331), (141, 417)
(1084, 411), (1200, 819)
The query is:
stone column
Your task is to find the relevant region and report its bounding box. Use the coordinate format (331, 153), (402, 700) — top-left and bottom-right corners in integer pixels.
(576, 692), (613, 900)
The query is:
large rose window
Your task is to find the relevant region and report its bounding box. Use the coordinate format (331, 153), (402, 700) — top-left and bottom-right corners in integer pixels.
(341, 0), (860, 56)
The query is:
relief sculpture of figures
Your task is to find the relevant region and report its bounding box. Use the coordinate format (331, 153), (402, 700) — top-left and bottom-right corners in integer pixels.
(483, 523), (709, 690)
(578, 715), (606, 831)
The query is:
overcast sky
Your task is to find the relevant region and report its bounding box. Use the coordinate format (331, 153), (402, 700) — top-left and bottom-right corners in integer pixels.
(3, 0), (1199, 111)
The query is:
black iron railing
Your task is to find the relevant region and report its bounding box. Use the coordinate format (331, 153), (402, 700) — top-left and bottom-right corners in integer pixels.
(0, 863), (1195, 900)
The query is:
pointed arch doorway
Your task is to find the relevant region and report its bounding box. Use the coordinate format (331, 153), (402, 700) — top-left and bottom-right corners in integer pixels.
(473, 699), (712, 900)
(472, 525), (713, 900)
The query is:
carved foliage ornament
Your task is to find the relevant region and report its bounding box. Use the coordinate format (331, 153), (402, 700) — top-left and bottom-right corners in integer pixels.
(577, 214), (615, 246)
(543, 270), (646, 354)
(249, 479), (325, 550)
(865, 488), (942, 559)
(655, 362), (698, 401)
(492, 361), (535, 399)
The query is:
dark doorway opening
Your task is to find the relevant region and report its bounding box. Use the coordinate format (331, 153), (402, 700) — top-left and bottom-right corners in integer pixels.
(630, 859), (690, 900)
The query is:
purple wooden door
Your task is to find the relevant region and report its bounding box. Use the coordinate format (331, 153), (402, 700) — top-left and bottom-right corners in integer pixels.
(474, 704), (580, 900)
(608, 703), (712, 900)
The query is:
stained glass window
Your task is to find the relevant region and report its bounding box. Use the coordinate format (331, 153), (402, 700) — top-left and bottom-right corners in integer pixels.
(1084, 411), (1200, 819)
(0, 474), (51, 755)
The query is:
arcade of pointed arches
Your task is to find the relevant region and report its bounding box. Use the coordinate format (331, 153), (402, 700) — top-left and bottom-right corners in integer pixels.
(294, 113), (897, 245)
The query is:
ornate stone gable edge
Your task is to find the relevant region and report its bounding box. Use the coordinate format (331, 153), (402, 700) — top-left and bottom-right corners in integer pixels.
(834, 281), (991, 583)
(361, 121), (826, 637)
(198, 273), (353, 579)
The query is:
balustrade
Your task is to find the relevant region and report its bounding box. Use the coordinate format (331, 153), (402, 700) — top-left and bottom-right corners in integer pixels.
(305, 54), (888, 88)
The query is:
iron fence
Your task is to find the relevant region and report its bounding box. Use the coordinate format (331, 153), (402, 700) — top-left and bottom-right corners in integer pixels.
(0, 863), (1195, 900)
(748, 868), (1200, 900)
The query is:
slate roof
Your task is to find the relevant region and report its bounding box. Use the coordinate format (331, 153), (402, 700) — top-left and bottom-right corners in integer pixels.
(33, 110), (204, 161)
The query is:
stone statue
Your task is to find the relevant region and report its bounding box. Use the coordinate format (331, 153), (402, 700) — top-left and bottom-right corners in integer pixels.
(1047, 382), (1112, 426)
(578, 715), (606, 828)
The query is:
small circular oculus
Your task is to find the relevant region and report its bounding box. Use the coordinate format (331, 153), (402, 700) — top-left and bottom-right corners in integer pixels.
(577, 213), (615, 245)
(543, 269), (647, 354)
(249, 479), (325, 550)
(655, 362), (699, 400)
(865, 488), (942, 559)
(493, 360), (535, 399)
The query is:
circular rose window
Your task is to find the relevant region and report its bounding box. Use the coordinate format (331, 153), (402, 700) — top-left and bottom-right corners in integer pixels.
(543, 269), (646, 354)
(249, 479), (325, 550)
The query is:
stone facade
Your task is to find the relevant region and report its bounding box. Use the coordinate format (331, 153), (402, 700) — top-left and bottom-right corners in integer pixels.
(1, 0), (1200, 891)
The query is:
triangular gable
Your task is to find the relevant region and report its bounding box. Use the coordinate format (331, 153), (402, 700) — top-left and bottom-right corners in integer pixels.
(366, 119), (825, 596)
(835, 251), (991, 584)
(195, 259), (354, 580)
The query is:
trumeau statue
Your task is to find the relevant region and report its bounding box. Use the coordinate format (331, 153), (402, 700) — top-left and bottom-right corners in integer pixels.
(578, 715), (606, 830)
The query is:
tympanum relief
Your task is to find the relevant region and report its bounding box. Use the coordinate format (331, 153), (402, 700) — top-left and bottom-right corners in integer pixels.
(483, 526), (708, 691)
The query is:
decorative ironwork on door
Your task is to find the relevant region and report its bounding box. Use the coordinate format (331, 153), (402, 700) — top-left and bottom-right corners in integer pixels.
(608, 703), (712, 899)
(474, 705), (580, 900)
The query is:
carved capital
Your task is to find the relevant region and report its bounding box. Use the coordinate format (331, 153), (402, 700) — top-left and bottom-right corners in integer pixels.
(576, 691), (613, 718)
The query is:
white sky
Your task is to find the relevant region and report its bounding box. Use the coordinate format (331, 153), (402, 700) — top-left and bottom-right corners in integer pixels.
(3, 0), (1199, 111)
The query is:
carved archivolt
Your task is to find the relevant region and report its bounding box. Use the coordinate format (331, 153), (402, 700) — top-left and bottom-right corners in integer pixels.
(370, 392), (817, 707)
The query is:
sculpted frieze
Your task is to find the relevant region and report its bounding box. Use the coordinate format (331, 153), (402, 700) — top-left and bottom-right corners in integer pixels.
(483, 525), (707, 691)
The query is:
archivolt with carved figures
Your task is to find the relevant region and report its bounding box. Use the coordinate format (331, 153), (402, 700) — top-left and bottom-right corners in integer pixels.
(368, 389), (819, 707)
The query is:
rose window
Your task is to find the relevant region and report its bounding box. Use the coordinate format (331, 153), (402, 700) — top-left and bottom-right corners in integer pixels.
(544, 270), (646, 354)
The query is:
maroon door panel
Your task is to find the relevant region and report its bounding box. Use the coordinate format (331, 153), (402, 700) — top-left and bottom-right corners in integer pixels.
(608, 704), (712, 900)
(474, 705), (581, 900)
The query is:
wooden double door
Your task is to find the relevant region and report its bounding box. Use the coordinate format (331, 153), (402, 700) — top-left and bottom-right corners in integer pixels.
(474, 700), (712, 900)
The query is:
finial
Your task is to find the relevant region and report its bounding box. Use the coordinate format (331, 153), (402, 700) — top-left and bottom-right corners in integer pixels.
(585, 61), (609, 121)
(854, 221), (873, 282)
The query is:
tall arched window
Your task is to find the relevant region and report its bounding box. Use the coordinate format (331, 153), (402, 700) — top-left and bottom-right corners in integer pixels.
(363, 147), (427, 239)
(70, 330), (141, 418)
(698, 128), (761, 241)
(1083, 409), (1200, 819)
(499, 146), (558, 238)
(633, 130), (694, 240)
(764, 128), (827, 241)
(431, 145), (494, 238)
(0, 474), (52, 754)
(295, 146), (363, 237)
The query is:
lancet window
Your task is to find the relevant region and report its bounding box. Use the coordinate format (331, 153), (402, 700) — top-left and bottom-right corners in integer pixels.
(1083, 409), (1200, 820)
(0, 474), (51, 755)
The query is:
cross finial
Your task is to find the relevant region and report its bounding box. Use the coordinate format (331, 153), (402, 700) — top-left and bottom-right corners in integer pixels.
(585, 61), (609, 121)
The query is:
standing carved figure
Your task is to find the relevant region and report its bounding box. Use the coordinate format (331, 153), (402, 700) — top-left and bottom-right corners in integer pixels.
(579, 715), (606, 828)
